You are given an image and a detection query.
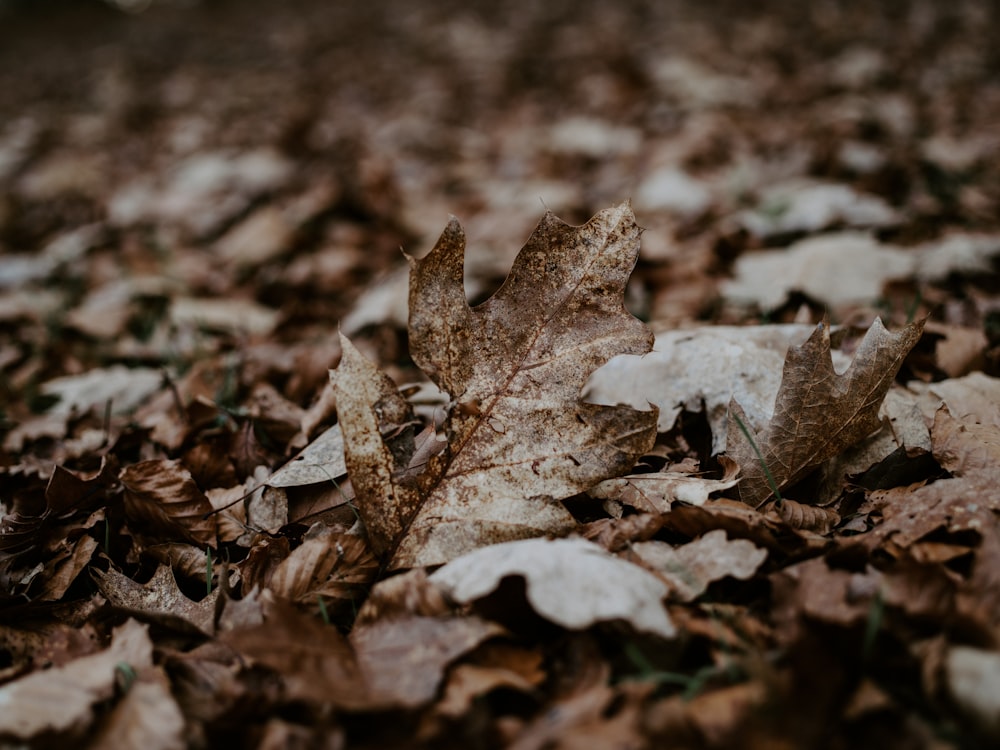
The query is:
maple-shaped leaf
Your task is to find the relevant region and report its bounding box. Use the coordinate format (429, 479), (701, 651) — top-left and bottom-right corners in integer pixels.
(727, 318), (924, 507)
(92, 565), (218, 635)
(336, 203), (658, 568)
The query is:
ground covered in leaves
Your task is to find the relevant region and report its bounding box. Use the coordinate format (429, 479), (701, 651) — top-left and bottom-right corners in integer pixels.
(2, 1), (1000, 748)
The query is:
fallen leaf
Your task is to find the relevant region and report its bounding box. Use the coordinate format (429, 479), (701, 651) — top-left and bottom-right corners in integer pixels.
(589, 472), (740, 513)
(120, 459), (217, 547)
(586, 324), (849, 453)
(630, 530), (768, 602)
(0, 619), (152, 740)
(37, 365), (163, 417)
(267, 523), (378, 616)
(92, 565), (218, 635)
(909, 372), (1000, 430)
(265, 424), (348, 488)
(220, 592), (367, 708)
(737, 181), (899, 239)
(435, 643), (545, 718)
(88, 669), (187, 750)
(769, 498), (841, 535)
(336, 203), (658, 568)
(428, 537), (675, 638)
(722, 232), (912, 311)
(727, 318), (924, 507)
(350, 615), (504, 709)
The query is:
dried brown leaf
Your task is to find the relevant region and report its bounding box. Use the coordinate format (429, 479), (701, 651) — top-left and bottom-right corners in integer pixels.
(0, 619), (152, 740)
(92, 565), (218, 635)
(120, 459), (217, 547)
(220, 592), (367, 708)
(267, 523), (378, 614)
(768, 498), (841, 535)
(351, 616), (504, 709)
(336, 203), (657, 568)
(727, 318), (924, 507)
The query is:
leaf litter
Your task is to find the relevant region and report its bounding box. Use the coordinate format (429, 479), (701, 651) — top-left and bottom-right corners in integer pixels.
(2, 2), (1000, 748)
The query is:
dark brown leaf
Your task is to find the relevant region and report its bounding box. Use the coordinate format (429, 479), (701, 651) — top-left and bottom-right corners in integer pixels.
(120, 459), (217, 547)
(727, 318), (924, 507)
(92, 565), (218, 635)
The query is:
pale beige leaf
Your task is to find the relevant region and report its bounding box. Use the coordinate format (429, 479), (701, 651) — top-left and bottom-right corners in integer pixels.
(727, 318), (924, 507)
(0, 619), (152, 740)
(266, 423), (348, 488)
(336, 203), (658, 568)
(945, 646), (1000, 738)
(589, 472), (739, 513)
(429, 537), (675, 638)
(631, 530), (767, 602)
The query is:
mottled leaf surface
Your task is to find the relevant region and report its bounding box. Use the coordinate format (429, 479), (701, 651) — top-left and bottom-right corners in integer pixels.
(336, 203), (658, 567)
(727, 318), (924, 507)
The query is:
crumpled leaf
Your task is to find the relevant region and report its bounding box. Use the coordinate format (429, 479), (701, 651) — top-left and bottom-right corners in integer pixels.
(336, 203), (658, 568)
(120, 459), (217, 547)
(267, 523), (378, 615)
(589, 472), (740, 513)
(92, 565), (218, 636)
(630, 530), (768, 602)
(428, 537), (675, 639)
(727, 318), (924, 507)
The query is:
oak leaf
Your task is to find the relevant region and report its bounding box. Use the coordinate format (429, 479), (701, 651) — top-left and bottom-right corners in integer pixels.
(335, 203), (658, 568)
(727, 318), (924, 507)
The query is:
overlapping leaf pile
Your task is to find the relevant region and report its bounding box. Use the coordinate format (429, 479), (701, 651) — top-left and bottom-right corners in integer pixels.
(3, 2), (1000, 748)
(4, 197), (998, 748)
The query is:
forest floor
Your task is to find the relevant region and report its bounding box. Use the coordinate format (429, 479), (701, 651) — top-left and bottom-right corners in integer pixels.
(1, 1), (1000, 748)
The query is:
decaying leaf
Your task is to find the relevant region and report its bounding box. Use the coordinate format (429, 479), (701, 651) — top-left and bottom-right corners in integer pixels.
(589, 472), (739, 513)
(336, 203), (658, 567)
(769, 498), (841, 535)
(267, 523), (378, 615)
(727, 318), (924, 507)
(120, 460), (217, 547)
(630, 530), (768, 602)
(428, 537), (676, 638)
(92, 565), (218, 635)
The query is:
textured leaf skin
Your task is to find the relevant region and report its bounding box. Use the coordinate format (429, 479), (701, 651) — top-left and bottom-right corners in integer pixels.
(119, 459), (217, 546)
(727, 318), (924, 507)
(336, 203), (658, 568)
